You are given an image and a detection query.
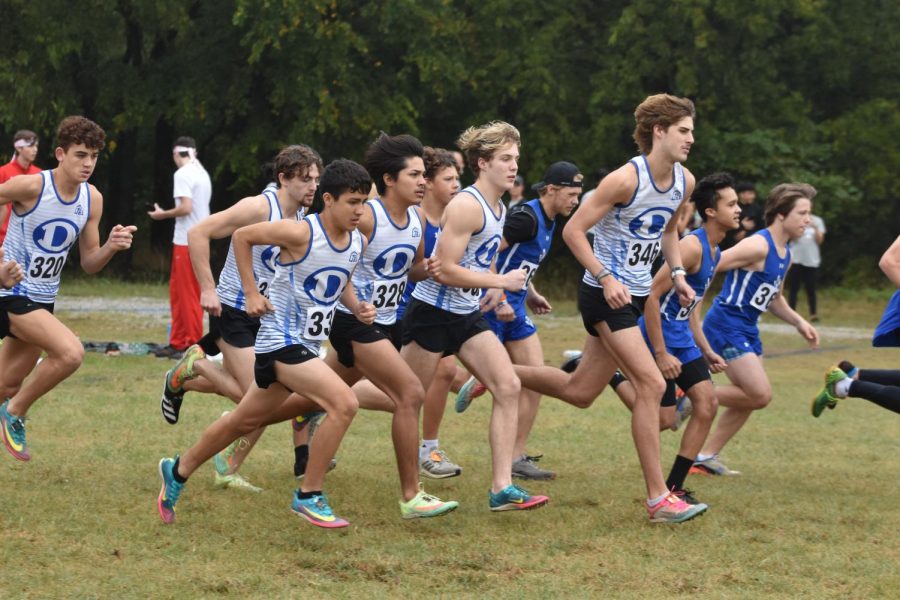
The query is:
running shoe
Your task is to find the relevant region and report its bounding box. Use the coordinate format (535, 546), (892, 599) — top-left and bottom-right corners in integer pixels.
(419, 449), (462, 479)
(512, 455), (556, 480)
(455, 376), (487, 413)
(214, 472), (262, 493)
(0, 399), (29, 461)
(811, 366), (847, 418)
(159, 345), (204, 425)
(646, 492), (708, 523)
(399, 484), (459, 519)
(157, 456), (185, 524)
(671, 390), (693, 431)
(560, 351), (582, 373)
(489, 484), (549, 511)
(671, 487), (703, 506)
(291, 491), (350, 528)
(690, 454), (741, 476)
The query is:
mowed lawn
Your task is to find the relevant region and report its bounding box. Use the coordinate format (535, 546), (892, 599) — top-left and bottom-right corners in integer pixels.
(1, 282), (898, 599)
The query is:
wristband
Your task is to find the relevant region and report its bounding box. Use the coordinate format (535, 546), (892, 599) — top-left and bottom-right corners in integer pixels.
(594, 268), (612, 282)
(670, 267), (687, 280)
(497, 300), (508, 308)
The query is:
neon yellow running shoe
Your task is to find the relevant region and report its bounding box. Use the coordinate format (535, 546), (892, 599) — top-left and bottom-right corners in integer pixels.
(812, 366), (847, 418)
(399, 484), (459, 519)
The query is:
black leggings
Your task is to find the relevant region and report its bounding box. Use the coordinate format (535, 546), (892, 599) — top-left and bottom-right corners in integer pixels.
(849, 369), (900, 415)
(788, 264), (818, 316)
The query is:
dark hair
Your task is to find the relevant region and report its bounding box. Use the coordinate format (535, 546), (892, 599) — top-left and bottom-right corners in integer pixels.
(56, 116), (105, 151)
(273, 144), (323, 187)
(692, 172), (735, 222)
(364, 133), (424, 195)
(735, 182), (755, 194)
(172, 136), (196, 158)
(632, 94), (696, 155)
(764, 183), (817, 226)
(13, 129), (38, 145)
(320, 159), (372, 200)
(423, 147), (458, 180)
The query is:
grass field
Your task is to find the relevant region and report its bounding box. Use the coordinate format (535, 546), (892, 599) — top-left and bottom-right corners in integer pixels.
(1, 283), (899, 598)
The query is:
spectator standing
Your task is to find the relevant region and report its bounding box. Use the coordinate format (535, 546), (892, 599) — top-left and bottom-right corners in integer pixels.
(788, 202), (825, 321)
(721, 182), (763, 249)
(0, 130), (42, 245)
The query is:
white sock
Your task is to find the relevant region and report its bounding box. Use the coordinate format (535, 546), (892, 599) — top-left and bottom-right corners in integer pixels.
(696, 453), (712, 462)
(647, 491), (669, 507)
(835, 377), (852, 398)
(419, 439), (438, 462)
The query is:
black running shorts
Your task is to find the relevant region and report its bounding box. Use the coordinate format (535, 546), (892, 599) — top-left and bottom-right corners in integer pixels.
(254, 344), (317, 389)
(401, 298), (490, 356)
(328, 310), (402, 368)
(578, 281), (646, 335)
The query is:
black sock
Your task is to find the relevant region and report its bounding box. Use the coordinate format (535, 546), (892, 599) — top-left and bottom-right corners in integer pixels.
(298, 489), (322, 499)
(858, 369), (900, 387)
(666, 455), (694, 491)
(294, 444), (309, 465)
(848, 380), (900, 415)
(172, 457), (188, 483)
(609, 371), (627, 390)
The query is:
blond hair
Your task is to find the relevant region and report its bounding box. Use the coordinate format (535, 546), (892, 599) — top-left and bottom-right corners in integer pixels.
(456, 121), (520, 176)
(632, 94), (696, 155)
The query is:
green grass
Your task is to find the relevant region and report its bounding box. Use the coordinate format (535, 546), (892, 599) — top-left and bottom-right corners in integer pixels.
(1, 288), (899, 598)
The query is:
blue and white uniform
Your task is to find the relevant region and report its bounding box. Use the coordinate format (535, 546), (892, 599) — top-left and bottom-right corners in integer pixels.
(873, 290), (900, 347)
(255, 214), (362, 355)
(583, 155), (685, 297)
(1, 170), (90, 305)
(702, 229), (791, 359)
(485, 198), (554, 342)
(337, 199), (421, 326)
(412, 186), (505, 314)
(397, 216), (439, 320)
(639, 227), (719, 364)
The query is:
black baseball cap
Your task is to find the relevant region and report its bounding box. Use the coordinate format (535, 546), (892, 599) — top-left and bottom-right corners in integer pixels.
(532, 161), (583, 191)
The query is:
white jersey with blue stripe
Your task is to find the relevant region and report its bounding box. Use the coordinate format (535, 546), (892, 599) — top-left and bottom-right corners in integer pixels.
(0, 170), (90, 304)
(337, 199), (422, 325)
(412, 186), (505, 315)
(216, 191), (290, 311)
(255, 214), (362, 354)
(583, 156), (685, 297)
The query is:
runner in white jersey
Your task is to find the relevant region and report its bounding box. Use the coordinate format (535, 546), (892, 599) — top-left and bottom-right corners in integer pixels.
(511, 95), (706, 523)
(157, 159), (372, 529)
(157, 145), (322, 494)
(0, 117), (136, 462)
(402, 121), (548, 512)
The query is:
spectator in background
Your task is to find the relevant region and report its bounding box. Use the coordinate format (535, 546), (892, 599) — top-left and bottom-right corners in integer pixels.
(788, 201), (825, 321)
(580, 167), (609, 204)
(0, 130), (42, 245)
(720, 182), (763, 249)
(148, 136), (212, 358)
(508, 175), (526, 208)
(452, 150), (465, 178)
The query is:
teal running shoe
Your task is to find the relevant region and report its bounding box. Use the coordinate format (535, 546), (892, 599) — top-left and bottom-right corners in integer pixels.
(291, 491), (350, 529)
(489, 484), (549, 512)
(455, 376), (487, 413)
(812, 366), (847, 417)
(157, 456), (185, 524)
(0, 399), (29, 461)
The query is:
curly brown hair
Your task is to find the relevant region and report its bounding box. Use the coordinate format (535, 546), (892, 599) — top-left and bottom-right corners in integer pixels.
(632, 94), (695, 155)
(56, 116), (106, 151)
(423, 147), (458, 180)
(764, 183), (817, 226)
(273, 144), (323, 186)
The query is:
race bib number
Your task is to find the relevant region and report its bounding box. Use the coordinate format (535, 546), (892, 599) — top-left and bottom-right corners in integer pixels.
(626, 240), (661, 268)
(749, 283), (778, 312)
(674, 295), (701, 320)
(519, 260), (538, 290)
(460, 287), (482, 301)
(372, 278), (407, 310)
(304, 305), (336, 340)
(257, 278), (271, 298)
(28, 252), (67, 282)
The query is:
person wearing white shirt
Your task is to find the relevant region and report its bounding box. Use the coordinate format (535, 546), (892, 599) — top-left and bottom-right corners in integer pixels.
(788, 204), (825, 321)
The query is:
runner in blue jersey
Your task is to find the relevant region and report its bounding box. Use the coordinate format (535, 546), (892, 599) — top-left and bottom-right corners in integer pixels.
(512, 95), (707, 523)
(156, 145), (321, 494)
(157, 159), (373, 529)
(693, 183), (819, 476)
(402, 121), (548, 512)
(457, 161), (582, 481)
(611, 173), (740, 504)
(812, 235), (900, 417)
(0, 117), (137, 462)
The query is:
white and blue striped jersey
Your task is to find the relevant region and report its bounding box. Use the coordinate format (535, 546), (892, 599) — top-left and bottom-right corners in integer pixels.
(337, 199), (422, 325)
(412, 186), (505, 315)
(583, 156), (685, 297)
(255, 214), (362, 354)
(216, 191), (291, 311)
(0, 170), (90, 304)
(263, 182), (306, 220)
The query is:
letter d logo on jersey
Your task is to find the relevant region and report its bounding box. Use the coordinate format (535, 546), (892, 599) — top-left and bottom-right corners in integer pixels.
(373, 244), (416, 280)
(474, 234), (502, 267)
(33, 218), (80, 253)
(628, 208), (674, 241)
(303, 267), (350, 305)
(259, 245), (280, 274)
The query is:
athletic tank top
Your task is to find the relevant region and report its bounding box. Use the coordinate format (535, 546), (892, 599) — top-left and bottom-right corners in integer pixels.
(337, 199), (422, 325)
(412, 186), (505, 315)
(496, 198), (555, 309)
(397, 217), (439, 319)
(583, 156), (685, 297)
(712, 229), (791, 326)
(1, 170), (90, 304)
(657, 227), (719, 347)
(216, 191), (287, 311)
(255, 214), (362, 354)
